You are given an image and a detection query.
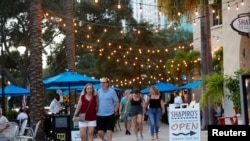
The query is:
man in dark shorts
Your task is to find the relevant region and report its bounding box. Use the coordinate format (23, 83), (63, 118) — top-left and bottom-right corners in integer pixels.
(97, 77), (119, 141)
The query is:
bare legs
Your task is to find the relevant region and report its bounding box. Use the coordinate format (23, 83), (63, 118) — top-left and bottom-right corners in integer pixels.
(132, 114), (143, 140)
(80, 126), (95, 141)
(98, 130), (105, 141)
(127, 120), (131, 133)
(124, 120), (131, 134)
(80, 127), (87, 141)
(98, 130), (113, 141)
(87, 126), (95, 141)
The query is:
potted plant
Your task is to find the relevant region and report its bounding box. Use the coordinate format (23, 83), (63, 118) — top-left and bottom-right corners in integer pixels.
(200, 72), (224, 109)
(224, 70), (244, 114)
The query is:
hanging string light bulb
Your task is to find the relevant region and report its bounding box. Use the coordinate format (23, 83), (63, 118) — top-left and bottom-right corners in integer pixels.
(158, 6), (162, 15)
(178, 12), (181, 16)
(195, 6), (198, 15)
(139, 3), (142, 13)
(241, 0), (244, 5)
(227, 2), (230, 10)
(117, 0), (121, 9)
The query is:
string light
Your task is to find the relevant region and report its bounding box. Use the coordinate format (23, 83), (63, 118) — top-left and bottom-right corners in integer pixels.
(193, 19), (196, 26)
(158, 6), (162, 15)
(44, 0), (245, 34)
(117, 0), (121, 9)
(227, 2), (230, 10)
(42, 0), (244, 88)
(241, 0), (244, 5)
(178, 12), (181, 16)
(195, 6), (198, 15)
(139, 3), (143, 12)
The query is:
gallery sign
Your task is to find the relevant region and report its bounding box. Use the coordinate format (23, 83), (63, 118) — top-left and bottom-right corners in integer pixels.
(230, 13), (250, 36)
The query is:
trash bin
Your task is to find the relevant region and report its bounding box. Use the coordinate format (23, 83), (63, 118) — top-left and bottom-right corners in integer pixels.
(52, 115), (71, 141)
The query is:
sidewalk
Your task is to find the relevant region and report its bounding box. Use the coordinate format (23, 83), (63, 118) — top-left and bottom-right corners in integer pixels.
(94, 122), (208, 141)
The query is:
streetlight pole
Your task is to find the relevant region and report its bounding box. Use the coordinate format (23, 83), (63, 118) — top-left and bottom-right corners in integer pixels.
(0, 17), (5, 115)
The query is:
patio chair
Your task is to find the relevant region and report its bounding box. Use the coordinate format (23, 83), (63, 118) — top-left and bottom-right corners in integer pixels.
(17, 119), (28, 136)
(16, 120), (41, 141)
(0, 122), (19, 141)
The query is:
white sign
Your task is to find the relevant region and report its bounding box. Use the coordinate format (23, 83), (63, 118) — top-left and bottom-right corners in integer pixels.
(169, 103), (201, 141)
(71, 130), (81, 141)
(231, 13), (250, 36)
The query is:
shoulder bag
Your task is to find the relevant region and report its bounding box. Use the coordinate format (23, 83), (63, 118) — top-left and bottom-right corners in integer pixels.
(78, 97), (92, 122)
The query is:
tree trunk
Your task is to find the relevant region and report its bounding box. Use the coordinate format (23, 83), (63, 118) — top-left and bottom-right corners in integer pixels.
(64, 0), (77, 118)
(28, 0), (44, 137)
(200, 0), (213, 129)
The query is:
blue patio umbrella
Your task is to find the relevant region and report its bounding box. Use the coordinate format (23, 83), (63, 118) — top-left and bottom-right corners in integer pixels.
(179, 80), (202, 89)
(59, 84), (120, 96)
(0, 84), (30, 96)
(43, 71), (100, 107)
(46, 85), (83, 90)
(43, 71), (100, 88)
(140, 82), (179, 94)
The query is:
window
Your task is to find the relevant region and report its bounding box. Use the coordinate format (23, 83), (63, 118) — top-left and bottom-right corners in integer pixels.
(210, 0), (222, 26)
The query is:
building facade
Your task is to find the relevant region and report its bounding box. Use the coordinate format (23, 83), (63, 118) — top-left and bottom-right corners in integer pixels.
(193, 0), (250, 118)
(130, 0), (167, 29)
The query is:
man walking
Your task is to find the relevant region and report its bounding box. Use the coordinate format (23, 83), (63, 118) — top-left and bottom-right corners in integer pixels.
(97, 77), (119, 141)
(119, 89), (132, 135)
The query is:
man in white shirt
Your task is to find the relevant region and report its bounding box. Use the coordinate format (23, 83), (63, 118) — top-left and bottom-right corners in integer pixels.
(174, 92), (183, 108)
(49, 93), (62, 114)
(16, 108), (28, 126)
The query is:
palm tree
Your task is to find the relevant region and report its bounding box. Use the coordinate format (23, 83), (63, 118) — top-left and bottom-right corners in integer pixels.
(28, 0), (44, 132)
(166, 50), (201, 85)
(64, 0), (77, 115)
(64, 0), (76, 72)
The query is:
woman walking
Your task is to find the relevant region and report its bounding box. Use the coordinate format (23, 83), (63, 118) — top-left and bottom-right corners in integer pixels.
(73, 83), (98, 141)
(125, 89), (144, 141)
(144, 86), (165, 140)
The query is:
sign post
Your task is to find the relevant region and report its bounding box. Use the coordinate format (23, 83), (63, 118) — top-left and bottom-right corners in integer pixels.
(169, 103), (201, 141)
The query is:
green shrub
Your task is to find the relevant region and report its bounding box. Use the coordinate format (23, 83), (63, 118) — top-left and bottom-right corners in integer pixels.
(6, 110), (18, 121)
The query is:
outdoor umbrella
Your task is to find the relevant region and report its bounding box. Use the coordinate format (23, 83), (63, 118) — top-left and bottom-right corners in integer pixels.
(59, 84), (120, 95)
(43, 71), (100, 107)
(43, 71), (100, 88)
(46, 85), (83, 90)
(179, 80), (202, 89)
(140, 82), (179, 94)
(0, 84), (30, 96)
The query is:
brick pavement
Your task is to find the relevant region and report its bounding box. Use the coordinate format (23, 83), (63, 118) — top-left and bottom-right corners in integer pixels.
(94, 122), (208, 141)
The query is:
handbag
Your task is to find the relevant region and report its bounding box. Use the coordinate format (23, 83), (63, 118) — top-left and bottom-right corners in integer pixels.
(78, 97), (92, 121)
(79, 113), (86, 121)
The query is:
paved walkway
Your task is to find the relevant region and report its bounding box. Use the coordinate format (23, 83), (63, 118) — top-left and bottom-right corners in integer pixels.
(94, 122), (208, 141)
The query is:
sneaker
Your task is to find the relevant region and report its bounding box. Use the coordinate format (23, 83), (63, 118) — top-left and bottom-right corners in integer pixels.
(140, 134), (144, 140)
(125, 130), (129, 135)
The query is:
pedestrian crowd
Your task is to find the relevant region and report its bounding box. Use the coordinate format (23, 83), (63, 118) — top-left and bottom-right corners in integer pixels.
(0, 76), (193, 141)
(45, 76), (191, 141)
